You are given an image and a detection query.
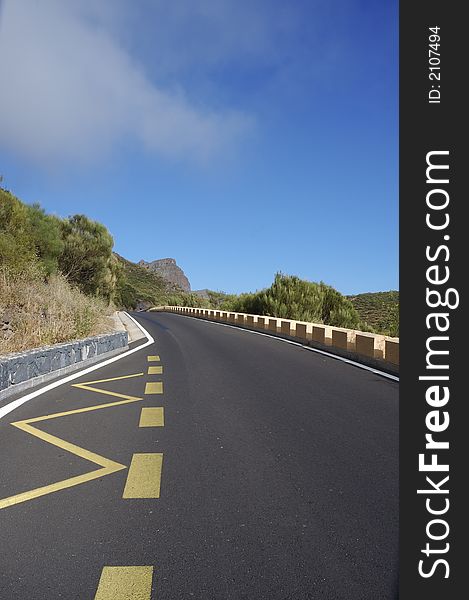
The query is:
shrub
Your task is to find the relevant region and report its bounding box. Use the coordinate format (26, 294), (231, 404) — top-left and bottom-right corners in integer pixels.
(233, 273), (362, 329)
(0, 263), (112, 355)
(0, 189), (37, 270)
(58, 214), (116, 300)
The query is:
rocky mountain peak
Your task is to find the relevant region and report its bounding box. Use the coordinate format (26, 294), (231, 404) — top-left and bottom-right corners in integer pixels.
(138, 258), (191, 292)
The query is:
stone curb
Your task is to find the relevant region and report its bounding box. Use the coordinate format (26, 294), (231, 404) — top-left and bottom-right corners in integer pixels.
(0, 331), (128, 401)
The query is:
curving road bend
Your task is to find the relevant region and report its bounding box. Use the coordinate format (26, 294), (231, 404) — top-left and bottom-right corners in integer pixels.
(0, 311), (398, 599)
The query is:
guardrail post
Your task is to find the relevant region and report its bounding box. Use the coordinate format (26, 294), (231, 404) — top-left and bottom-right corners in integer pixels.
(312, 325), (325, 344)
(356, 333), (375, 358)
(296, 323), (307, 340)
(385, 340), (399, 365)
(256, 316), (265, 330)
(332, 328), (348, 350)
(268, 318), (278, 333)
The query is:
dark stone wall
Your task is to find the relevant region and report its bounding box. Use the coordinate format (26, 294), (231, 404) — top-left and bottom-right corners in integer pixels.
(0, 331), (128, 393)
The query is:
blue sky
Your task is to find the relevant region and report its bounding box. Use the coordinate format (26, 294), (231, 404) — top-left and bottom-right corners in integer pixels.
(0, 0), (398, 295)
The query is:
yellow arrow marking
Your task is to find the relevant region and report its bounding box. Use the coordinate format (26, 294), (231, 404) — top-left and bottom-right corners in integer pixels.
(0, 373), (144, 511)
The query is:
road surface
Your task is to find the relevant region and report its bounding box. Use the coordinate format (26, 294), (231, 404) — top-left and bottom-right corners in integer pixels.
(0, 311), (398, 599)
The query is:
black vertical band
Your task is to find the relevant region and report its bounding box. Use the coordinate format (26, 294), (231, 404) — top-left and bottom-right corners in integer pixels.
(400, 3), (465, 597)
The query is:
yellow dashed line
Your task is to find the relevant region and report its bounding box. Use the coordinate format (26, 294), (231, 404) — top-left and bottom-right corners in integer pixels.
(123, 453), (163, 498)
(94, 566), (153, 600)
(139, 407), (164, 427)
(144, 382), (163, 395)
(147, 366), (163, 375)
(147, 355), (160, 362)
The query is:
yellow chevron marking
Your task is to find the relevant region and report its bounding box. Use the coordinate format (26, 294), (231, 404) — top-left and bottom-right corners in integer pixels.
(72, 372), (144, 401)
(0, 373), (145, 510)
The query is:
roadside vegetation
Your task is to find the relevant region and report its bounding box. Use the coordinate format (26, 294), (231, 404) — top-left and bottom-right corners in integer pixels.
(0, 189), (116, 354)
(169, 274), (364, 330)
(170, 277), (399, 336)
(0, 187), (199, 354)
(231, 274), (362, 329)
(0, 263), (111, 354)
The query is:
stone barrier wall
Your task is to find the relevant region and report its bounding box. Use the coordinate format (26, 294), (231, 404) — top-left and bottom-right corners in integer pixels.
(0, 331), (128, 397)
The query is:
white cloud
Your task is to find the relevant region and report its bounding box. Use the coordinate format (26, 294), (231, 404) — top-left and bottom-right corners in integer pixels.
(0, 0), (253, 168)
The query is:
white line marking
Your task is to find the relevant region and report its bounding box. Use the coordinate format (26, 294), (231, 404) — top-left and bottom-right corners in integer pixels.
(166, 313), (399, 382)
(0, 313), (154, 421)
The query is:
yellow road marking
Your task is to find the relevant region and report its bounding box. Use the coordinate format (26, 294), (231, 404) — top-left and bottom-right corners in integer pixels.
(147, 366), (163, 375)
(94, 566), (153, 600)
(0, 373), (145, 510)
(147, 355), (160, 362)
(73, 372), (144, 401)
(75, 373), (145, 386)
(18, 396), (142, 425)
(123, 453), (163, 498)
(139, 407), (164, 427)
(144, 382), (163, 395)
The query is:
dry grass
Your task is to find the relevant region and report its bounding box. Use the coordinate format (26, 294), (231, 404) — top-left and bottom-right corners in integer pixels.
(0, 265), (114, 355)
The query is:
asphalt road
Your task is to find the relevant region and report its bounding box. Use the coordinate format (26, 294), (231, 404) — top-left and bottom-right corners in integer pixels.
(0, 311), (398, 599)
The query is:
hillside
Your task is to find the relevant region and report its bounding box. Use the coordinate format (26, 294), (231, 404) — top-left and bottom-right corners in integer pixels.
(348, 291), (399, 337)
(114, 254), (185, 310)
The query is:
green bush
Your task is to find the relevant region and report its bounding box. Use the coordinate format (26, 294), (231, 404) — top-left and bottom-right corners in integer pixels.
(1, 190), (120, 300)
(233, 273), (362, 329)
(0, 189), (38, 270)
(25, 203), (64, 275)
(206, 290), (238, 310)
(58, 214), (116, 300)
